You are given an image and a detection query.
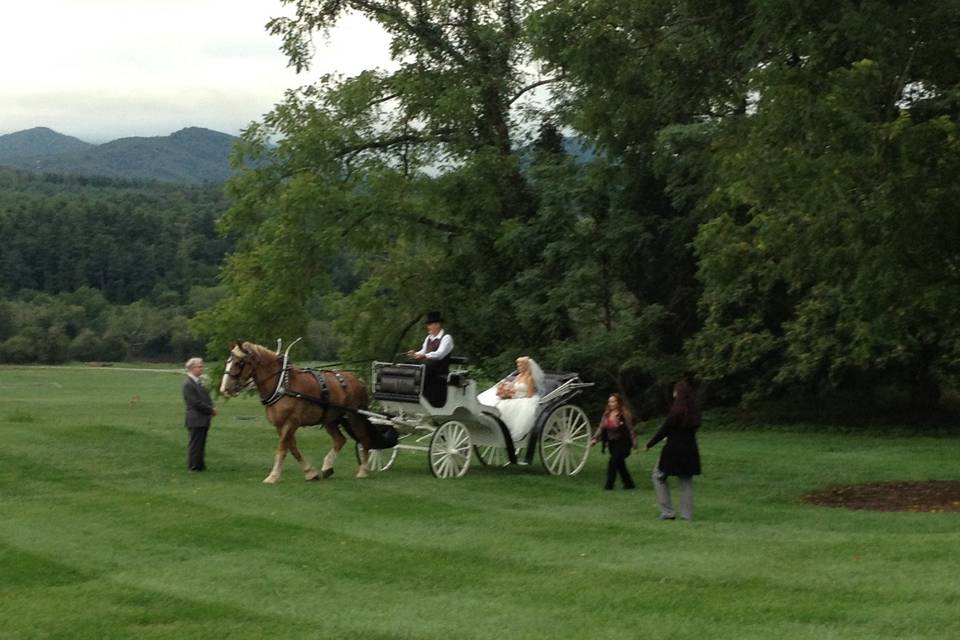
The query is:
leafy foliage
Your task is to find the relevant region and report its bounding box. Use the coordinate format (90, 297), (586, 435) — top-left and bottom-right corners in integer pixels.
(0, 169), (230, 302)
(0, 170), (230, 363)
(198, 1), (696, 412)
(682, 1), (960, 406)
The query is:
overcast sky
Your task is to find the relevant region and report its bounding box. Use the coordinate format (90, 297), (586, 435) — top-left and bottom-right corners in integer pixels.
(0, 1), (392, 143)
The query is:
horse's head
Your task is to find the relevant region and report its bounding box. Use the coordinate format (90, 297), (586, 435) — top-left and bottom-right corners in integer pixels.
(220, 341), (258, 397)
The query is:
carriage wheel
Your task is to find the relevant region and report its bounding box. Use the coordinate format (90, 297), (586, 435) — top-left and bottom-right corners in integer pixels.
(474, 445), (509, 467)
(355, 443), (398, 472)
(539, 405), (592, 476)
(429, 420), (472, 479)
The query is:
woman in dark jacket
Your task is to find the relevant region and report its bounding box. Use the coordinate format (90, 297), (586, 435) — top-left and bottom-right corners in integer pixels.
(646, 379), (701, 520)
(591, 393), (638, 490)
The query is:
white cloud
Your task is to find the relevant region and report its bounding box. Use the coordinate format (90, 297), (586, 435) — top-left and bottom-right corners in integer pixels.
(0, 1), (392, 142)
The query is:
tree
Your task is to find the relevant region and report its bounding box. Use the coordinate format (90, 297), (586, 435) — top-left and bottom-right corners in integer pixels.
(198, 0), (566, 367)
(530, 0), (960, 408)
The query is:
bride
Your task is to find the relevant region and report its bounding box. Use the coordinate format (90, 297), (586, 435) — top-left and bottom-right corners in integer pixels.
(477, 356), (545, 441)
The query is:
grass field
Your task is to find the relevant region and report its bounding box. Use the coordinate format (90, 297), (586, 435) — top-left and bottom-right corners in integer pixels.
(1, 365), (958, 639)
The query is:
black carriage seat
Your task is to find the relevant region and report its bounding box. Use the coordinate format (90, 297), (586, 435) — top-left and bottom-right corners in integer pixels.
(374, 365), (423, 402)
(445, 355), (471, 387)
(447, 370), (471, 388)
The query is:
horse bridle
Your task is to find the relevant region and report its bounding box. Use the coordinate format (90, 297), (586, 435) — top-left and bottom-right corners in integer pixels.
(223, 350), (258, 394)
(224, 345), (293, 406)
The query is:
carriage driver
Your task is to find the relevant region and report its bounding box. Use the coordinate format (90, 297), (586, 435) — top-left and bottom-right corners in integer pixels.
(406, 311), (454, 407)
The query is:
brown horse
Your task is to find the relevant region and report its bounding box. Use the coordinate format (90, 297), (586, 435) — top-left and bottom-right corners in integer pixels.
(219, 341), (373, 483)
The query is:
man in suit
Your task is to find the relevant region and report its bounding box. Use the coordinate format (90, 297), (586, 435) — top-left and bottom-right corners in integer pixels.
(183, 357), (216, 471)
(406, 311), (454, 407)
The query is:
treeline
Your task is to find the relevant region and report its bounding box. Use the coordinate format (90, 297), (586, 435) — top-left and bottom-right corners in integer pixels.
(0, 287), (216, 363)
(198, 1), (960, 414)
(0, 169), (230, 302)
(0, 170), (231, 363)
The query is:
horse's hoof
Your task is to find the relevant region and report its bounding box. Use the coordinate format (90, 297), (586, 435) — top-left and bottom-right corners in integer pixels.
(356, 470), (369, 479)
(305, 472), (320, 481)
(262, 475), (279, 484)
(321, 469), (334, 479)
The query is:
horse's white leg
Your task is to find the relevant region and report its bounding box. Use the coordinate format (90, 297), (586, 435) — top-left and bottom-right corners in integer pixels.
(356, 446), (370, 479)
(263, 452), (284, 484)
(321, 425), (346, 479)
(352, 416), (371, 479)
(263, 425), (293, 484)
(321, 448), (339, 479)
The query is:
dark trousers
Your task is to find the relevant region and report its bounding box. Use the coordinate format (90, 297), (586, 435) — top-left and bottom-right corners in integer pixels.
(187, 426), (209, 471)
(605, 439), (635, 489)
(423, 361), (448, 408)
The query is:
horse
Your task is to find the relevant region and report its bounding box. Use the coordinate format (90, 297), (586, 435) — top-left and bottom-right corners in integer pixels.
(219, 341), (373, 483)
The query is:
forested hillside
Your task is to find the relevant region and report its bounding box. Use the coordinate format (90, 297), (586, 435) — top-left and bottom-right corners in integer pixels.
(0, 169), (231, 363)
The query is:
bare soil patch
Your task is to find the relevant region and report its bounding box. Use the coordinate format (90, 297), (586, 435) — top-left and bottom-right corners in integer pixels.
(802, 481), (960, 512)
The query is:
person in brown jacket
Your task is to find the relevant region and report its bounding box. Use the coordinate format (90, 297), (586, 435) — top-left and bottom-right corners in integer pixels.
(591, 393), (638, 490)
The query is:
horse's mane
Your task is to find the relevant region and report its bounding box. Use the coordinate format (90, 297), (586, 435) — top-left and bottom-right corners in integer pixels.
(243, 342), (279, 361)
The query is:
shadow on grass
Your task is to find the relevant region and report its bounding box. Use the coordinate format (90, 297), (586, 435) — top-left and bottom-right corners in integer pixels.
(6, 409), (36, 423)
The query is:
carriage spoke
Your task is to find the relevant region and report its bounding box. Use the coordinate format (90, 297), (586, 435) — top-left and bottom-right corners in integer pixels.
(429, 420), (471, 479)
(540, 405), (591, 476)
(544, 444), (565, 465)
(475, 445), (508, 466)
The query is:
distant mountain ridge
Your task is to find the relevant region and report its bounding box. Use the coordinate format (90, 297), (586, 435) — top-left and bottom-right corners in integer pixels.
(0, 127), (92, 162)
(0, 126), (237, 184)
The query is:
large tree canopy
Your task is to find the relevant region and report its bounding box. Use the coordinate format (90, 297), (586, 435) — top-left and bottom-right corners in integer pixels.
(685, 1), (960, 406)
(198, 0), (692, 403)
(199, 0), (960, 410)
(531, 0), (960, 406)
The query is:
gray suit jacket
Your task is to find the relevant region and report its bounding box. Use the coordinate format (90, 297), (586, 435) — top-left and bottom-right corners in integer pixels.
(183, 377), (215, 428)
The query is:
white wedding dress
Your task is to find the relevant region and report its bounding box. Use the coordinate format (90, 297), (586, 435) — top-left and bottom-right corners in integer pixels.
(477, 381), (540, 442)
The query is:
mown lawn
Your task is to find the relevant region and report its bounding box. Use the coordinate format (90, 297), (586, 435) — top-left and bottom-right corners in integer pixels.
(1, 365), (958, 639)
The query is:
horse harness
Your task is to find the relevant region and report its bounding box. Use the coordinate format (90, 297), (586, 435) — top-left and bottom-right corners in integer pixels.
(264, 362), (354, 420)
(287, 370), (349, 407)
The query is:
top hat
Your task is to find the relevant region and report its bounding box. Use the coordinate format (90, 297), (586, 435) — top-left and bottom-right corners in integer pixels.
(424, 311), (444, 324)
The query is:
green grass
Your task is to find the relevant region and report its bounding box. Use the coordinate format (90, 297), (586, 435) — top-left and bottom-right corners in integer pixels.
(0, 364), (958, 639)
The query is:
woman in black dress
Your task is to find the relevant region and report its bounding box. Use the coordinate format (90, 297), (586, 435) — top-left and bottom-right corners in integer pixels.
(646, 379), (701, 520)
(591, 393), (637, 490)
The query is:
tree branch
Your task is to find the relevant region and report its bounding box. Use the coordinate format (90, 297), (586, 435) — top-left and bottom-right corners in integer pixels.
(509, 75), (567, 106)
(334, 130), (454, 159)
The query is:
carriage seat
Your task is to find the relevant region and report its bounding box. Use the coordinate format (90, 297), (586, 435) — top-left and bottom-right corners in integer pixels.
(374, 365), (423, 402)
(447, 370), (472, 388)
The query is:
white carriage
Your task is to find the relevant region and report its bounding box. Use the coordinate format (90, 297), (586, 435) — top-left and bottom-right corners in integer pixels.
(357, 358), (594, 479)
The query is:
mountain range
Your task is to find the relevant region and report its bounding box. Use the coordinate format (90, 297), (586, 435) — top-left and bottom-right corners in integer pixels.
(0, 127), (237, 185)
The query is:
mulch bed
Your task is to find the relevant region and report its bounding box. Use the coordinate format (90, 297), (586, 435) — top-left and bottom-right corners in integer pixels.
(802, 481), (960, 512)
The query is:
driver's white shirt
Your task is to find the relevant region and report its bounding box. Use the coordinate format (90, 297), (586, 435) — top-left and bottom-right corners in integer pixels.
(415, 330), (454, 360)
